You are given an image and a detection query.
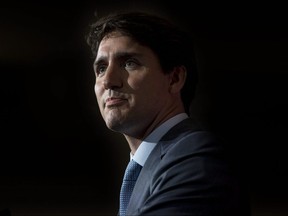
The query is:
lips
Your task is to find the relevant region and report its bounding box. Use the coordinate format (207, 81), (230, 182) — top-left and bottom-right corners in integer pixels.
(105, 97), (127, 107)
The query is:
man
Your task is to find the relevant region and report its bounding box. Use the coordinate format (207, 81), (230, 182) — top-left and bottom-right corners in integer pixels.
(86, 11), (249, 216)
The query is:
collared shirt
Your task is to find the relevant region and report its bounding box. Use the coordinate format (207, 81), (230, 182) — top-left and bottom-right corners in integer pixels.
(131, 113), (189, 166)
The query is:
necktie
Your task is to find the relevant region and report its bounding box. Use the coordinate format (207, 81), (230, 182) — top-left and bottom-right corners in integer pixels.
(119, 159), (142, 216)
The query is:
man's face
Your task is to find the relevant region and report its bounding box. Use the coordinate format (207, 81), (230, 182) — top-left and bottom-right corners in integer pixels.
(93, 32), (172, 138)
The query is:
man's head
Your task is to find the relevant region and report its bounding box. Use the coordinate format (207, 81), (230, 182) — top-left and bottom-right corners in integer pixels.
(87, 12), (198, 113)
(86, 12), (198, 138)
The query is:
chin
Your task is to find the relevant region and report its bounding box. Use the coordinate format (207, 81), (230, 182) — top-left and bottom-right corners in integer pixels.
(106, 120), (123, 131)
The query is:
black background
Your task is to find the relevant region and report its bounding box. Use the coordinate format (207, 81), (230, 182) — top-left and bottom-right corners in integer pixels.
(1, 2), (288, 215)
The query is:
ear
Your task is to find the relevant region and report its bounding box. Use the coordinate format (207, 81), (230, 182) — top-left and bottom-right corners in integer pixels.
(169, 66), (187, 94)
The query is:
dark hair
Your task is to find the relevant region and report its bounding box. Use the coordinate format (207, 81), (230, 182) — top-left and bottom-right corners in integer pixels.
(86, 12), (198, 114)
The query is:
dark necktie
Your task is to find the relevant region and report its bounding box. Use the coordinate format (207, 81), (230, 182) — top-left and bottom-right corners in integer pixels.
(119, 159), (142, 216)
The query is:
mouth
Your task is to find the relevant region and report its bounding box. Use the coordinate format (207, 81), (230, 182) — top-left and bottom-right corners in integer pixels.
(105, 97), (127, 107)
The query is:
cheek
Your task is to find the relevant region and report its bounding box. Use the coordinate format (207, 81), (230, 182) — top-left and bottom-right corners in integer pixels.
(127, 71), (157, 91)
(128, 73), (168, 97)
(94, 84), (103, 104)
(130, 78), (164, 106)
(126, 73), (144, 90)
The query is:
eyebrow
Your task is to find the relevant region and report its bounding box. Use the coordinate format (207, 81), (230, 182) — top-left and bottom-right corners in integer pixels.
(94, 51), (143, 67)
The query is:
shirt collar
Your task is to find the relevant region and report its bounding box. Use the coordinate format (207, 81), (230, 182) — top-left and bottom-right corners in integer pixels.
(131, 113), (188, 166)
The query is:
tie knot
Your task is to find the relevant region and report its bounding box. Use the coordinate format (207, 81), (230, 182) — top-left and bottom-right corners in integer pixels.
(123, 159), (142, 181)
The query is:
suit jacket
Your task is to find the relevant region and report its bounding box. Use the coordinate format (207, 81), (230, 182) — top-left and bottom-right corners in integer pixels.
(125, 118), (250, 216)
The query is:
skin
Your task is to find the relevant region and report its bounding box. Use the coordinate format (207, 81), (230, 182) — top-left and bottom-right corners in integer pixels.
(93, 31), (186, 154)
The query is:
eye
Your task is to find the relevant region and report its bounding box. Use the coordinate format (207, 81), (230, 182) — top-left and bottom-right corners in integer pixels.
(95, 64), (107, 76)
(124, 59), (139, 70)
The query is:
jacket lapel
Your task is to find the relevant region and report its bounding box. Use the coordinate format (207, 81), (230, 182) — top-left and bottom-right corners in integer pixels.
(126, 118), (201, 214)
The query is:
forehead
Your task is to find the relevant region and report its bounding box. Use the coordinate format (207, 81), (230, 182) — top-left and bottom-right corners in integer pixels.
(99, 32), (139, 51)
(96, 31), (155, 60)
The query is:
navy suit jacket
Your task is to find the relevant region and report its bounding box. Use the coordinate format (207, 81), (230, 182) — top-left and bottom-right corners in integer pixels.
(125, 118), (250, 216)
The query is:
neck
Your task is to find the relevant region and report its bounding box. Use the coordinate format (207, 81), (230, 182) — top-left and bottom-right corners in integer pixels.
(123, 135), (142, 155)
(124, 107), (185, 154)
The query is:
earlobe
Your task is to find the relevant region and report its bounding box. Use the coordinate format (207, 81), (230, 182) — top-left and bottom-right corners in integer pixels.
(169, 66), (187, 93)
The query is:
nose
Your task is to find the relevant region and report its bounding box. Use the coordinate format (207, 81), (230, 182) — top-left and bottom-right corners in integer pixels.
(102, 64), (123, 90)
